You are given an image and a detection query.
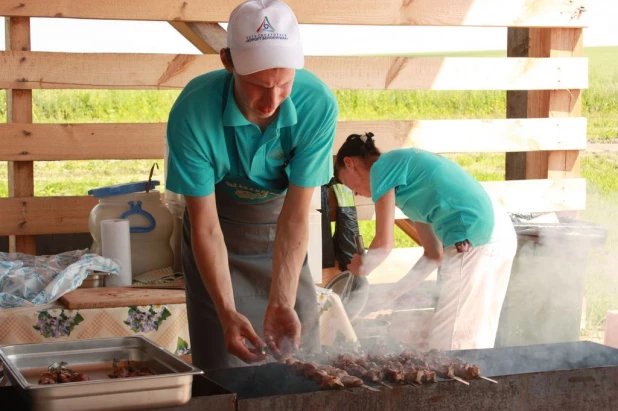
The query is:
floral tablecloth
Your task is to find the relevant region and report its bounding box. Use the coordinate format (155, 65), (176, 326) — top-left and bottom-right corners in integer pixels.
(0, 288), (357, 356)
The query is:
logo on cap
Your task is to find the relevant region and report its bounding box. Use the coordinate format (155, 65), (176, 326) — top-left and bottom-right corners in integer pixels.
(257, 16), (275, 33)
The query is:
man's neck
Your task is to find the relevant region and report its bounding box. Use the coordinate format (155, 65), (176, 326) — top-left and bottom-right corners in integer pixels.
(233, 84), (277, 132)
(255, 112), (278, 132)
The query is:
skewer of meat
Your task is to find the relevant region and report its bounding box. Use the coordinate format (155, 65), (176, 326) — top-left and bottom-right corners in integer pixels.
(446, 355), (497, 383)
(401, 348), (495, 384)
(284, 358), (355, 391)
(318, 364), (380, 392)
(330, 356), (394, 389)
(402, 350), (471, 385)
(288, 359), (346, 390)
(394, 354), (438, 384)
(361, 353), (435, 386)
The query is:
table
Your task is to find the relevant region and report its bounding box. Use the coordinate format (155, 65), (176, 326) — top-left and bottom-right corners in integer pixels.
(0, 287), (357, 357)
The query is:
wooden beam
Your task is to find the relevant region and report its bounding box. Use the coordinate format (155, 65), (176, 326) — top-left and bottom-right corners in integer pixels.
(0, 196), (98, 236)
(335, 118), (587, 154)
(0, 52), (589, 91)
(5, 17), (36, 254)
(0, 0), (590, 27)
(169, 22), (227, 54)
(394, 220), (421, 246)
(546, 28), (583, 180)
(0, 179), (585, 237)
(0, 118), (587, 161)
(0, 123), (167, 160)
(354, 178), (586, 221)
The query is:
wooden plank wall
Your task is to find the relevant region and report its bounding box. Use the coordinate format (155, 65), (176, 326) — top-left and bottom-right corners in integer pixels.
(0, 0), (590, 250)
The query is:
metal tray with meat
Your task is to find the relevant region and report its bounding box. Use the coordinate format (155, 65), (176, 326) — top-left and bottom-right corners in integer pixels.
(0, 335), (203, 411)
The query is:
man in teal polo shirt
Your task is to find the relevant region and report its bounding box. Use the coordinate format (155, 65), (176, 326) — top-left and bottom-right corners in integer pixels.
(166, 0), (338, 370)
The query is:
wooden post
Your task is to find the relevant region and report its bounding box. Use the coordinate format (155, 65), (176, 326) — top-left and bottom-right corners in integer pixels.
(5, 17), (36, 254)
(545, 28), (583, 180)
(506, 28), (583, 182)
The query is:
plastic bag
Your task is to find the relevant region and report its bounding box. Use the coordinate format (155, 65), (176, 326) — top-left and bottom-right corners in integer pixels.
(330, 180), (360, 271)
(321, 185), (336, 268)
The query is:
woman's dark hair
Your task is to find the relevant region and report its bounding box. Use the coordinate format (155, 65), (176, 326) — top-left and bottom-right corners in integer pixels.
(335, 132), (381, 176)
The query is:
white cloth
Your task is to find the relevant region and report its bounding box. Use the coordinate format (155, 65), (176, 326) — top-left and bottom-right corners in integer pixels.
(0, 250), (120, 308)
(427, 201), (517, 350)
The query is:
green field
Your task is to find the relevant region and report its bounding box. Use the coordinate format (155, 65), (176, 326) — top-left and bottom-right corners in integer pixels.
(0, 46), (617, 335)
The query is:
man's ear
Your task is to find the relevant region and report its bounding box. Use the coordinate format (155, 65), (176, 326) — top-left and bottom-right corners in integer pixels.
(220, 48), (234, 73)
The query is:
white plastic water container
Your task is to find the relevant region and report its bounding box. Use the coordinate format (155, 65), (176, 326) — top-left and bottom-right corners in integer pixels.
(88, 181), (174, 278)
(164, 137), (186, 274)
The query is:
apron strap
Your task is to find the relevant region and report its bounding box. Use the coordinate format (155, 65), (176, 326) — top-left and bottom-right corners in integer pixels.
(222, 74), (241, 174)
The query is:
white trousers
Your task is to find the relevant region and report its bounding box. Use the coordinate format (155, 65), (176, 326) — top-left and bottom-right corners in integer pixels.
(427, 203), (517, 351)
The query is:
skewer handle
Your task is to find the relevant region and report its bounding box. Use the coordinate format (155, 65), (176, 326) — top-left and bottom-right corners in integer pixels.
(361, 384), (381, 392)
(480, 376), (498, 384)
(340, 272), (355, 303)
(379, 381), (394, 389)
(450, 376), (470, 386)
(355, 234), (366, 255)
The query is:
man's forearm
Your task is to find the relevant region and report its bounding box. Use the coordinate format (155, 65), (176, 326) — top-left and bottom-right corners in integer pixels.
(358, 245), (389, 274)
(192, 228), (236, 320)
(270, 217), (308, 307)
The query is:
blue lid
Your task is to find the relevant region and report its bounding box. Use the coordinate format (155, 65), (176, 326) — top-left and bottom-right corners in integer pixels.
(88, 181), (160, 198)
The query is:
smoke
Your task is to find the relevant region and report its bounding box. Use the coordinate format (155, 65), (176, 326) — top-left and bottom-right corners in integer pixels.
(495, 219), (600, 348)
(579, 190), (618, 341)
(351, 207), (618, 355)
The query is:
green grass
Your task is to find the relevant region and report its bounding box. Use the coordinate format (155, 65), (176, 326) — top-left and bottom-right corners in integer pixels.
(580, 153), (618, 331)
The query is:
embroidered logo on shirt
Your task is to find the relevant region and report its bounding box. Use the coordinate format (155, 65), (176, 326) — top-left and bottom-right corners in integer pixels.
(225, 181), (276, 201)
(267, 148), (286, 161)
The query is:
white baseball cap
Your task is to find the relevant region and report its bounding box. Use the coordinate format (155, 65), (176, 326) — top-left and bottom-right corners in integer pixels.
(227, 0), (304, 75)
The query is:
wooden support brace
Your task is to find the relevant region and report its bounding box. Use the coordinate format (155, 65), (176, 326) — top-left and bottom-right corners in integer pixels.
(395, 220), (422, 246)
(169, 22), (227, 54)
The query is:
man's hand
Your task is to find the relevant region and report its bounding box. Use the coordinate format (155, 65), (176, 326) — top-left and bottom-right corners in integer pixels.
(263, 304), (301, 357)
(348, 249), (388, 278)
(347, 253), (364, 277)
(220, 311), (267, 364)
(348, 252), (375, 277)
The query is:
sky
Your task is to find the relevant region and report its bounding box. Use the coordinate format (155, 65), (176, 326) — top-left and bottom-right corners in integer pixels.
(1, 2), (617, 55)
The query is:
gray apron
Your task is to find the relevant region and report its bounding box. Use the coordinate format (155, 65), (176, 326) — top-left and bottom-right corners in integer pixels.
(182, 74), (320, 371)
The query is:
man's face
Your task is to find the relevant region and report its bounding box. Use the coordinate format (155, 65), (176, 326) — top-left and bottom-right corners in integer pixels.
(233, 68), (295, 123)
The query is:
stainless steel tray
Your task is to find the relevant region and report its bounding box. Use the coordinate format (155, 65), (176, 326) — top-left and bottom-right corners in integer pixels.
(0, 336), (203, 411)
